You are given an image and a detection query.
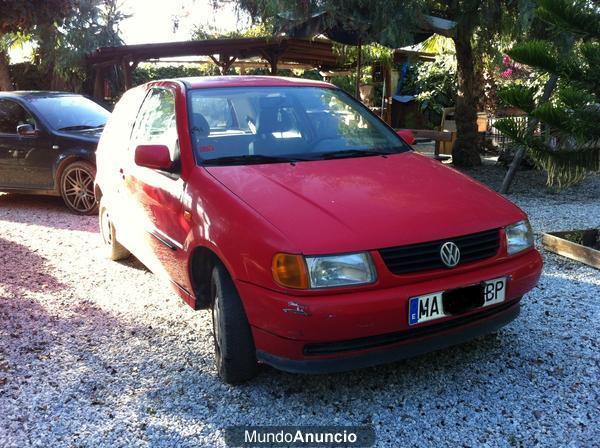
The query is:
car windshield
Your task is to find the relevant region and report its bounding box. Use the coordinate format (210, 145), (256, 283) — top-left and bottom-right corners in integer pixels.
(188, 86), (410, 165)
(30, 95), (110, 131)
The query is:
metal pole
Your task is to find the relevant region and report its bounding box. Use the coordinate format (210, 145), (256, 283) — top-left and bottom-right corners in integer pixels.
(355, 40), (362, 100)
(381, 75), (386, 119)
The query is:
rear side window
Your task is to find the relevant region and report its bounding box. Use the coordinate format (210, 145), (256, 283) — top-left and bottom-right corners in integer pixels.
(192, 97), (241, 131)
(0, 100), (36, 134)
(101, 87), (146, 147)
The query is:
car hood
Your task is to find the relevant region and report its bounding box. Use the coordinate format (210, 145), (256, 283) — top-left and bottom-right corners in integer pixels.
(205, 152), (525, 254)
(56, 129), (102, 144)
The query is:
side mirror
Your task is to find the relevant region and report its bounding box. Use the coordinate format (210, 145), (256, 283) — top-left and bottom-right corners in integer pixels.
(134, 144), (173, 171)
(17, 124), (37, 137)
(396, 129), (415, 145)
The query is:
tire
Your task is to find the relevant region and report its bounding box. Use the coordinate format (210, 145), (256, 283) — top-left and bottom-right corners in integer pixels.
(60, 160), (98, 215)
(211, 263), (259, 384)
(99, 198), (130, 261)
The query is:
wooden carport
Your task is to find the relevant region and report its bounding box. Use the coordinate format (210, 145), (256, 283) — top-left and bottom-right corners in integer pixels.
(86, 37), (339, 99)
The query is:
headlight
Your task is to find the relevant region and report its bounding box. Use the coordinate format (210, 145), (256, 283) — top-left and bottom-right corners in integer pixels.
(505, 220), (534, 255)
(306, 252), (376, 288)
(272, 252), (376, 289)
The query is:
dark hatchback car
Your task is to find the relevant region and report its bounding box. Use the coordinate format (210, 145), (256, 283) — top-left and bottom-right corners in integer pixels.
(0, 91), (110, 214)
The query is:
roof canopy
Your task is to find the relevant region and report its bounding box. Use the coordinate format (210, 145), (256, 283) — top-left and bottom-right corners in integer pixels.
(87, 37), (339, 69)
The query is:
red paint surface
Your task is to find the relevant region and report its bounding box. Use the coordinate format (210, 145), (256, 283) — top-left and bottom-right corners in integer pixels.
(396, 129), (415, 145)
(134, 144), (172, 170)
(96, 76), (543, 366)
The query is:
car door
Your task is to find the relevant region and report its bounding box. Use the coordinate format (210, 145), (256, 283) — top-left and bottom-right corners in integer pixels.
(0, 99), (53, 190)
(123, 86), (192, 292)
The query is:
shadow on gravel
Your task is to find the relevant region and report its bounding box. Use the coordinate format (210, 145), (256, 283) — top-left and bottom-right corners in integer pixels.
(117, 256), (150, 272)
(462, 165), (600, 200)
(0, 193), (96, 232)
(0, 293), (164, 446)
(0, 238), (67, 296)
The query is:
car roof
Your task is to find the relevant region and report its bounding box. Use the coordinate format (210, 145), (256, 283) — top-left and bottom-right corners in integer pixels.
(177, 75), (335, 90)
(0, 91), (83, 99)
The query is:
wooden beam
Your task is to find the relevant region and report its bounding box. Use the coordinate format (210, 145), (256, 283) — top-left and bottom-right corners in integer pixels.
(209, 54), (237, 75)
(221, 56), (237, 75)
(121, 59), (132, 90)
(269, 57), (278, 75)
(542, 231), (600, 270)
(93, 66), (104, 99)
(259, 49), (281, 75)
(87, 37), (337, 67)
(208, 55), (219, 66)
(408, 129), (453, 141)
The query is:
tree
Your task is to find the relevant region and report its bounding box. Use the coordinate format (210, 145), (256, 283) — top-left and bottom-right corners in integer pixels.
(225, 0), (534, 167)
(0, 36), (17, 90)
(425, 1), (536, 167)
(34, 0), (127, 92)
(233, 0), (431, 51)
(0, 0), (76, 90)
(496, 0), (599, 191)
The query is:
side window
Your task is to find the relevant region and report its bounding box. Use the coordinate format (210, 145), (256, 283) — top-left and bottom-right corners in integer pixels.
(132, 88), (177, 145)
(0, 100), (36, 134)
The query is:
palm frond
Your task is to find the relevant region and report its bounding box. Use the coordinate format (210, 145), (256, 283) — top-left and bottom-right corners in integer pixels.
(537, 0), (600, 39)
(501, 0), (600, 190)
(507, 40), (559, 73)
(529, 142), (600, 188)
(497, 85), (536, 113)
(531, 102), (572, 132)
(557, 85), (592, 109)
(493, 117), (530, 145)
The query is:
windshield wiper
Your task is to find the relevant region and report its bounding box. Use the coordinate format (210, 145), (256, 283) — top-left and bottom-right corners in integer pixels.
(58, 124), (104, 131)
(319, 149), (391, 160)
(201, 154), (309, 166)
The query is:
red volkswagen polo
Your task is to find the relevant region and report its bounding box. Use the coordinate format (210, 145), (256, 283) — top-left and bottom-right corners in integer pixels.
(95, 76), (542, 384)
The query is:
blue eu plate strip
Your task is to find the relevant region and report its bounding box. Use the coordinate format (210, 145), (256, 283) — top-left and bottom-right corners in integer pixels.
(408, 297), (419, 325)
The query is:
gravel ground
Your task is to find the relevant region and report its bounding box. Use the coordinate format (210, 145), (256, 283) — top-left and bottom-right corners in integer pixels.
(0, 166), (599, 448)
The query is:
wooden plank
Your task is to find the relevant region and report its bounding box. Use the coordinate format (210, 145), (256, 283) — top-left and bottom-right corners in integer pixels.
(542, 232), (600, 270)
(411, 129), (452, 142)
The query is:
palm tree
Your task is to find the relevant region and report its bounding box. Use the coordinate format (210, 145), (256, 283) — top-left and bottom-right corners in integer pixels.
(496, 0), (599, 191)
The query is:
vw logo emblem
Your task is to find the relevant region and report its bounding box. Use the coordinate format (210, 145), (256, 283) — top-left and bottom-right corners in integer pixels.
(440, 241), (460, 267)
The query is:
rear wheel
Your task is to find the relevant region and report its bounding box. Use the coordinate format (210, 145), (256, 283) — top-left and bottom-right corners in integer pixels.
(60, 161), (98, 215)
(211, 263), (258, 384)
(99, 199), (130, 261)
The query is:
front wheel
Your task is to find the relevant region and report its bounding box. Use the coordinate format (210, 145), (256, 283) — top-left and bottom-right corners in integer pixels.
(60, 161), (98, 215)
(99, 199), (130, 261)
(211, 263), (258, 384)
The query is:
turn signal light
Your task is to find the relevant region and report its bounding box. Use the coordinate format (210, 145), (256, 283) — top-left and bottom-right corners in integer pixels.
(272, 253), (309, 289)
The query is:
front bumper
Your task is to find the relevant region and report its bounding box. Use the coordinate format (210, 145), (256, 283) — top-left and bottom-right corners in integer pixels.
(237, 248), (542, 371)
(256, 299), (520, 374)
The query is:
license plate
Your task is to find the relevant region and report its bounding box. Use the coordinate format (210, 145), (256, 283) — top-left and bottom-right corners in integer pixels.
(408, 277), (506, 326)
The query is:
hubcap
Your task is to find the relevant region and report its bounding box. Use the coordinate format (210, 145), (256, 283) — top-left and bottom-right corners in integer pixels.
(63, 167), (95, 213)
(100, 209), (112, 245)
(212, 292), (223, 360)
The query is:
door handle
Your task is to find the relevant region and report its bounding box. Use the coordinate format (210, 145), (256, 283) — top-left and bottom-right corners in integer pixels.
(119, 168), (125, 179)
